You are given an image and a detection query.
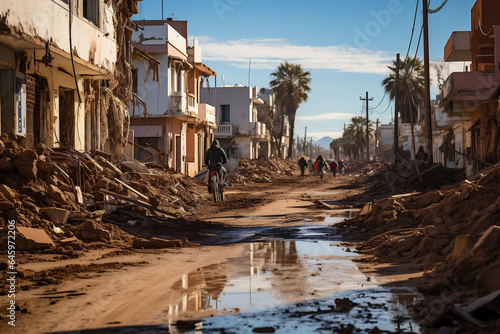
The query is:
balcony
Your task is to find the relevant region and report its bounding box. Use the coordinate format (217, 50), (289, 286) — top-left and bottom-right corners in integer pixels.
(215, 124), (233, 137)
(443, 71), (500, 103)
(187, 94), (197, 115)
(433, 106), (471, 130)
(253, 122), (267, 139)
(167, 92), (187, 115)
(444, 31), (472, 62)
(198, 103), (216, 126)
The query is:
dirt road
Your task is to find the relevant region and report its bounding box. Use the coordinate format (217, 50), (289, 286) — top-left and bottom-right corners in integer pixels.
(2, 170), (423, 333)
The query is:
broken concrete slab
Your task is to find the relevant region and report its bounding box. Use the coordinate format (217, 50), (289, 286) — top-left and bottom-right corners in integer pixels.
(451, 235), (475, 261)
(0, 184), (16, 200)
(44, 208), (71, 226)
(472, 226), (500, 258)
(358, 202), (373, 216)
(476, 259), (500, 297)
(47, 184), (67, 203)
(16, 226), (54, 251)
(58, 236), (84, 250)
(120, 159), (151, 174)
(76, 220), (111, 241)
(132, 237), (182, 249)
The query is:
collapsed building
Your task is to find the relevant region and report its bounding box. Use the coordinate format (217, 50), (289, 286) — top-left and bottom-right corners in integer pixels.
(0, 0), (140, 155)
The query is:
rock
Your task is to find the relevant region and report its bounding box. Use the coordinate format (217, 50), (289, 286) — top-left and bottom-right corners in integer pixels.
(0, 184), (16, 200)
(476, 259), (500, 297)
(0, 157), (14, 172)
(132, 237), (182, 249)
(0, 201), (15, 211)
(77, 220), (111, 241)
(37, 161), (52, 174)
(58, 236), (84, 250)
(14, 149), (38, 180)
(47, 184), (67, 203)
(16, 226), (54, 251)
(358, 202), (373, 216)
(472, 225), (500, 259)
(416, 190), (443, 207)
(44, 208), (70, 226)
(451, 235), (475, 261)
(0, 139), (4, 155)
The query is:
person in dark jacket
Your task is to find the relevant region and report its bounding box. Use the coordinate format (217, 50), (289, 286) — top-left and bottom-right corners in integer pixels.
(205, 139), (228, 187)
(298, 155), (307, 177)
(330, 160), (338, 177)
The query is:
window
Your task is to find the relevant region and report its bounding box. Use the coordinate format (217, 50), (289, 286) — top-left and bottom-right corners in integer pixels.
(132, 68), (138, 94)
(221, 105), (230, 122)
(83, 0), (99, 27)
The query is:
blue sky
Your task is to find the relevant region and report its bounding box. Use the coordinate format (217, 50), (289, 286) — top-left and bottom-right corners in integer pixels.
(134, 0), (476, 140)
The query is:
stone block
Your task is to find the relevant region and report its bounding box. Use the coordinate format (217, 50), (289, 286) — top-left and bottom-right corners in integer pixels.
(16, 226), (54, 251)
(44, 208), (70, 226)
(452, 235), (475, 261)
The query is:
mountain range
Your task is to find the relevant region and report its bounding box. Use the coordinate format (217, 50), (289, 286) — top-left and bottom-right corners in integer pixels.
(314, 137), (333, 150)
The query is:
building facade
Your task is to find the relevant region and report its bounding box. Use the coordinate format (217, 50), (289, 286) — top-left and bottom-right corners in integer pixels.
(0, 0), (138, 154)
(200, 85), (271, 160)
(130, 19), (216, 176)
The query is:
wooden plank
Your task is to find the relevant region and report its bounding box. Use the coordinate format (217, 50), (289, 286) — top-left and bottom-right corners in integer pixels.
(114, 178), (149, 200)
(95, 156), (123, 174)
(140, 150), (165, 163)
(98, 189), (176, 218)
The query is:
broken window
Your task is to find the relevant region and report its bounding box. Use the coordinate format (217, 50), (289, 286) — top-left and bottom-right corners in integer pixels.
(83, 0), (100, 27)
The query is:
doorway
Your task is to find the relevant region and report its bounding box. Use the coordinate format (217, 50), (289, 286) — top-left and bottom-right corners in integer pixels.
(176, 135), (182, 172)
(59, 87), (75, 148)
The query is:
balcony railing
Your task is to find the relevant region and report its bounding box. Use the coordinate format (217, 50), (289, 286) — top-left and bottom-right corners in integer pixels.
(199, 103), (216, 125)
(187, 94), (197, 115)
(215, 124), (233, 137)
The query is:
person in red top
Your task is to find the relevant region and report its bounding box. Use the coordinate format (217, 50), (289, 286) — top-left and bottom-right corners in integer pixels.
(314, 155), (327, 179)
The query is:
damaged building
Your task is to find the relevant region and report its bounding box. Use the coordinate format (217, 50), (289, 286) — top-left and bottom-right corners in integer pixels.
(0, 0), (140, 155)
(130, 19), (217, 176)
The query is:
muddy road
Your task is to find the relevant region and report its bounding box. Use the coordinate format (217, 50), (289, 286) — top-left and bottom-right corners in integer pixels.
(3, 171), (423, 334)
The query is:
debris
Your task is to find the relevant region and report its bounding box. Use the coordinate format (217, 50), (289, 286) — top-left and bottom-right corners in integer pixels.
(99, 189), (177, 218)
(16, 226), (54, 251)
(44, 208), (71, 226)
(132, 237), (182, 249)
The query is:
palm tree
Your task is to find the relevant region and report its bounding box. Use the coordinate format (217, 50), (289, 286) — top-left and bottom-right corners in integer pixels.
(382, 56), (425, 124)
(270, 62), (311, 159)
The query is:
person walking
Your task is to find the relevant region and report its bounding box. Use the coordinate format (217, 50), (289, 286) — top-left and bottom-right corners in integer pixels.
(314, 155), (328, 180)
(298, 155), (308, 177)
(330, 160), (338, 178)
(338, 159), (346, 175)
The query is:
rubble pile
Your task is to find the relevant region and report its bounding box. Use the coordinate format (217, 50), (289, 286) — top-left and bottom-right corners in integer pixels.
(233, 157), (296, 183)
(0, 134), (202, 254)
(344, 160), (464, 202)
(339, 162), (500, 331)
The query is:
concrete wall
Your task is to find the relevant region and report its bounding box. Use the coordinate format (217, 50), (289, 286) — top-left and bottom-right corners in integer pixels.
(0, 0), (117, 72)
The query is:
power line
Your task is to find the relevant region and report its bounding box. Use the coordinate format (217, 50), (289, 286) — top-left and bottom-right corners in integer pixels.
(405, 0), (420, 61)
(372, 91), (388, 110)
(429, 0), (448, 14)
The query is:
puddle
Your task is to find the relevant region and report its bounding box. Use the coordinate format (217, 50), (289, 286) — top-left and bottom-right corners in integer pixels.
(162, 240), (420, 333)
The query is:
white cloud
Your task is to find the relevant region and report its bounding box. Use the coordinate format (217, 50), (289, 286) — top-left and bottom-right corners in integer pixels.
(193, 36), (393, 74)
(296, 112), (357, 121)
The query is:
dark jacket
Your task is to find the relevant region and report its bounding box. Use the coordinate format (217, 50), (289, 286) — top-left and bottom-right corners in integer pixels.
(205, 140), (228, 166)
(330, 160), (338, 171)
(298, 157), (307, 167)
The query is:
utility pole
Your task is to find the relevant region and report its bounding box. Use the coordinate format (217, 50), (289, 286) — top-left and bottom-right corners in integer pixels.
(423, 0), (433, 163)
(394, 53), (400, 164)
(303, 127), (307, 156)
(360, 92), (373, 162)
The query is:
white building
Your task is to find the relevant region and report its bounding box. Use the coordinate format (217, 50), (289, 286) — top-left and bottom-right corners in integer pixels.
(0, 0), (137, 154)
(130, 19), (216, 176)
(201, 85), (270, 159)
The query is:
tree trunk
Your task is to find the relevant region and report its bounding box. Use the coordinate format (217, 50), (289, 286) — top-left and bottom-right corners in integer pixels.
(408, 95), (416, 160)
(287, 110), (296, 159)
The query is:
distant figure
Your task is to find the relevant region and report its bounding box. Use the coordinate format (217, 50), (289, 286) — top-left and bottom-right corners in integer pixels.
(330, 160), (338, 178)
(298, 155), (308, 177)
(314, 155), (328, 179)
(338, 159), (346, 175)
(307, 159), (314, 174)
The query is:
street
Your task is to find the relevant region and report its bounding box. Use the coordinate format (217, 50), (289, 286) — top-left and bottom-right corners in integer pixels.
(2, 168), (422, 334)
